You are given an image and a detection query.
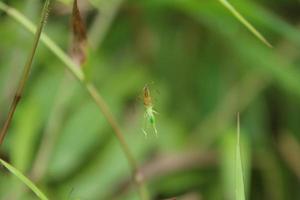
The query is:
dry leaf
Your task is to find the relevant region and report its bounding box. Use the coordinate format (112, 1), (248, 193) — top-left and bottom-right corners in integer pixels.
(70, 0), (88, 66)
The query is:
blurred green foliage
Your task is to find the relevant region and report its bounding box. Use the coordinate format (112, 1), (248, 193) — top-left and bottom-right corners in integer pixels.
(1, 0), (300, 199)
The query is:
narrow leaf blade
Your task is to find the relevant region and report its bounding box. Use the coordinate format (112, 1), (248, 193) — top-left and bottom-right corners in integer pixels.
(236, 114), (246, 200)
(0, 159), (49, 200)
(219, 0), (272, 48)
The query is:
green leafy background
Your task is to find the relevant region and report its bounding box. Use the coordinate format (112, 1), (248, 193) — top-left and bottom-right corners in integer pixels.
(0, 0), (300, 199)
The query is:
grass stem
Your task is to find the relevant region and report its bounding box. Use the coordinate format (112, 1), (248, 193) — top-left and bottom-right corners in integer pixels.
(0, 0), (51, 146)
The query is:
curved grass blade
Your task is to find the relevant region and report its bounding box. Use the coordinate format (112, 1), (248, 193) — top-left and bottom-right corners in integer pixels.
(219, 0), (272, 48)
(236, 114), (246, 200)
(0, 159), (49, 200)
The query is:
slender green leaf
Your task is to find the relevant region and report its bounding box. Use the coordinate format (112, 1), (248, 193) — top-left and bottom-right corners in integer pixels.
(219, 0), (272, 48)
(236, 114), (246, 200)
(0, 159), (49, 200)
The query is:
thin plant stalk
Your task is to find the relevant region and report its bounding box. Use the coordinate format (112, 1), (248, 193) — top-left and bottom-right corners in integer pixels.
(0, 0), (51, 145)
(0, 2), (149, 199)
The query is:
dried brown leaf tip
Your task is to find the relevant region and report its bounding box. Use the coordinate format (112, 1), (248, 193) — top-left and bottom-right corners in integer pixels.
(71, 0), (88, 66)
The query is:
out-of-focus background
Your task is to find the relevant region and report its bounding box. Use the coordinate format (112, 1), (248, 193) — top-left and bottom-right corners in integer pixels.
(1, 0), (300, 199)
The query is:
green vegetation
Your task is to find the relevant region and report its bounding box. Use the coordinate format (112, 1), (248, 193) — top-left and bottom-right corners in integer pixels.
(218, 0), (272, 48)
(0, 0), (299, 200)
(0, 159), (49, 200)
(235, 114), (245, 200)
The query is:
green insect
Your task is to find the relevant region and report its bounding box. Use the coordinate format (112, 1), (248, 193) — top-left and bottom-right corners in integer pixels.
(142, 84), (158, 137)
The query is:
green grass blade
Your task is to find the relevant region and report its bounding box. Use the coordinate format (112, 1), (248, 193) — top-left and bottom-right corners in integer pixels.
(236, 114), (246, 200)
(219, 0), (272, 48)
(0, 159), (49, 200)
